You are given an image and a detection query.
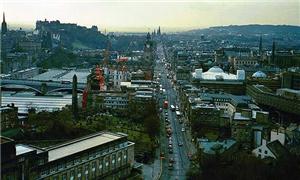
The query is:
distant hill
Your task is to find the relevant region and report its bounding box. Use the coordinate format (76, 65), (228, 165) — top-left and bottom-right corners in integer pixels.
(185, 24), (300, 48)
(187, 24), (300, 36)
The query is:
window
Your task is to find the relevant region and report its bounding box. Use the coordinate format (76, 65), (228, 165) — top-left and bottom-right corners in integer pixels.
(62, 173), (67, 180)
(258, 149), (261, 153)
(265, 150), (268, 154)
(38, 159), (44, 165)
(92, 161), (96, 174)
(77, 167), (82, 179)
(40, 170), (49, 177)
(70, 170), (75, 180)
(85, 164), (89, 175)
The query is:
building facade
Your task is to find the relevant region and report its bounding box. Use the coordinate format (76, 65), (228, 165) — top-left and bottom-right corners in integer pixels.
(1, 132), (135, 180)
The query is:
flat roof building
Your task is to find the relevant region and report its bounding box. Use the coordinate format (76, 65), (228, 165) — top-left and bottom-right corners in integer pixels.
(1, 132), (135, 180)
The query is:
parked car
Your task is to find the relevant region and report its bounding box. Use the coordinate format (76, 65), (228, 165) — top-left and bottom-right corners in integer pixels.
(168, 163), (173, 170)
(169, 158), (175, 163)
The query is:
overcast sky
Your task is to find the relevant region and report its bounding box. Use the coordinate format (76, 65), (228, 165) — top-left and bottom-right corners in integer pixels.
(1, 0), (299, 32)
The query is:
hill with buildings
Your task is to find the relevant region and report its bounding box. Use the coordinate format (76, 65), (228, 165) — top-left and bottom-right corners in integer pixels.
(186, 25), (300, 48)
(35, 20), (108, 50)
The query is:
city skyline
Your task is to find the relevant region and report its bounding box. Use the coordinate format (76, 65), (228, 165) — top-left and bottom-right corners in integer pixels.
(1, 0), (299, 32)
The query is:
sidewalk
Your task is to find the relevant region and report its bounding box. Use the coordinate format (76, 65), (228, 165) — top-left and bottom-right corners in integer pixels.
(142, 148), (162, 180)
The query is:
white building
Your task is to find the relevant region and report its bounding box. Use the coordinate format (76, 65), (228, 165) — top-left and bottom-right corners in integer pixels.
(252, 139), (288, 160)
(191, 66), (245, 81)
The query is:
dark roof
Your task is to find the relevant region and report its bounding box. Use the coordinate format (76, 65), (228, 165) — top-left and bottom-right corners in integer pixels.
(267, 140), (289, 159)
(0, 136), (14, 144)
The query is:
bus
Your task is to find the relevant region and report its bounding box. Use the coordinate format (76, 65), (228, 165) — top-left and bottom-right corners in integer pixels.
(163, 101), (168, 109)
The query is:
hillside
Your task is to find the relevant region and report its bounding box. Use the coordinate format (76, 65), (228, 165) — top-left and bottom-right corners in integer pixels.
(185, 25), (300, 48)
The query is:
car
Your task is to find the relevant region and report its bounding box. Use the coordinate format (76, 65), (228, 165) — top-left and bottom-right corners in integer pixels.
(169, 141), (172, 146)
(178, 142), (183, 146)
(169, 149), (173, 154)
(169, 158), (175, 163)
(168, 144), (172, 149)
(168, 163), (173, 170)
(187, 153), (192, 160)
(160, 152), (165, 158)
(181, 128), (185, 132)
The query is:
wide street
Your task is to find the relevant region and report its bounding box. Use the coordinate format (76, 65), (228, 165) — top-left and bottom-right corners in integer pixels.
(154, 42), (196, 180)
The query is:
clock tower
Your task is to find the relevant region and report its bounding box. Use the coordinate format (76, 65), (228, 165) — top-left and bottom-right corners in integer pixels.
(143, 32), (154, 62)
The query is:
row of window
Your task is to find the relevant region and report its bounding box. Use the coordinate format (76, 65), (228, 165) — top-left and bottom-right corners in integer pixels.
(42, 152), (128, 179)
(258, 148), (268, 155)
(105, 101), (128, 105)
(46, 161), (130, 180)
(41, 143), (130, 178)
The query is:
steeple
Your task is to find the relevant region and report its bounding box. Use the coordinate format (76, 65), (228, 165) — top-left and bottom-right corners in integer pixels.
(146, 32), (151, 41)
(157, 26), (161, 36)
(1, 12), (7, 35)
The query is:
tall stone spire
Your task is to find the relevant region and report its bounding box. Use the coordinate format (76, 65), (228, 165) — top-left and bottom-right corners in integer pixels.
(1, 12), (8, 35)
(72, 74), (79, 121)
(157, 26), (161, 36)
(146, 32), (151, 41)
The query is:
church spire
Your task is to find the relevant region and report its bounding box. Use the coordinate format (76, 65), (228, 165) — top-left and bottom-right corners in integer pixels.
(1, 12), (8, 35)
(157, 26), (161, 36)
(146, 32), (151, 41)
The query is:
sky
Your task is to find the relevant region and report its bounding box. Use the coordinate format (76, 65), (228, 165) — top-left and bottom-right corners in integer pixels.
(1, 0), (299, 32)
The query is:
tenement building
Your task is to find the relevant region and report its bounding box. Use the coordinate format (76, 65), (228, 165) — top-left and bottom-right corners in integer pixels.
(1, 132), (135, 180)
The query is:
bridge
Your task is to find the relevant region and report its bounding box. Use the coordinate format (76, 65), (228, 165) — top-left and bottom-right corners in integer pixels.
(1, 79), (86, 94)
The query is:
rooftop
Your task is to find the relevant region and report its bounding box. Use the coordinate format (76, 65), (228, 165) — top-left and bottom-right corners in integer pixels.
(31, 69), (90, 84)
(198, 139), (236, 154)
(46, 132), (126, 162)
(233, 112), (251, 121)
(16, 144), (35, 156)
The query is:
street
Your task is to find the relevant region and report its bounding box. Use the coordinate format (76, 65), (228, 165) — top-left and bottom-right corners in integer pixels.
(154, 42), (195, 180)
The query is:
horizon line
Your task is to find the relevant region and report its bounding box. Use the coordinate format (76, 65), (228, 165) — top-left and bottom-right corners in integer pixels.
(6, 22), (300, 33)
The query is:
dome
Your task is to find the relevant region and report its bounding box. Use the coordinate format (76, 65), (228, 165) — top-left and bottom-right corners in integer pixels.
(252, 71), (267, 78)
(207, 66), (224, 73)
